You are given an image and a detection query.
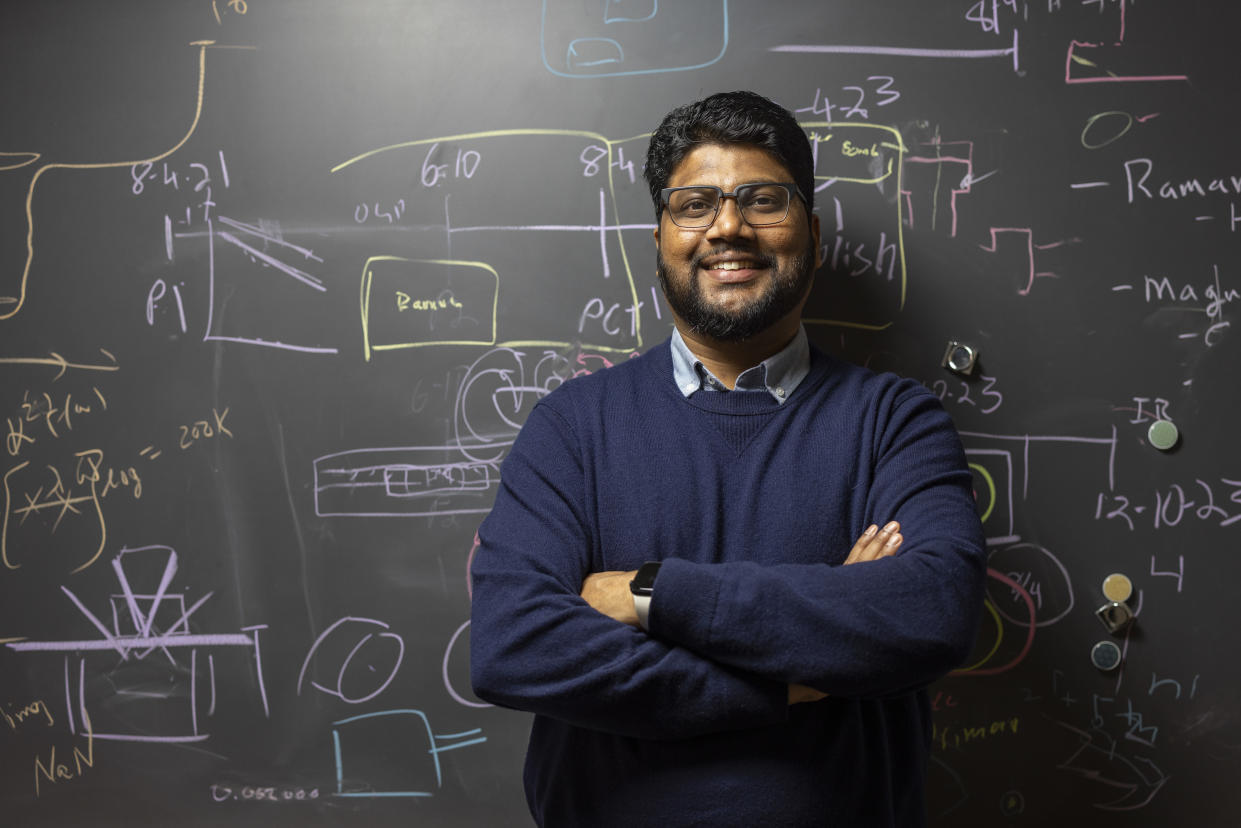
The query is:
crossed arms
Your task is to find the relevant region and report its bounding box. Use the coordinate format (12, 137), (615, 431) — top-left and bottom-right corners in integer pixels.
(578, 521), (906, 705)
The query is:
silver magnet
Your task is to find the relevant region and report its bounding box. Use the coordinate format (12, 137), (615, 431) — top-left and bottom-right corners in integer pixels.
(941, 341), (978, 375)
(1091, 640), (1123, 672)
(1148, 420), (1179, 451)
(1096, 601), (1134, 634)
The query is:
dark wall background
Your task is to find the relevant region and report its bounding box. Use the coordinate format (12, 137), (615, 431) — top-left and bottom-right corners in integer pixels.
(3, 1), (1239, 825)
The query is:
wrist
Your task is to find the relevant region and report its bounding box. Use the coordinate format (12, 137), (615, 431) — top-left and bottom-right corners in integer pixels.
(629, 562), (661, 629)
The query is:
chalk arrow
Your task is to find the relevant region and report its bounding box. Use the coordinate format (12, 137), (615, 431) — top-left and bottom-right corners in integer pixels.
(0, 349), (118, 380)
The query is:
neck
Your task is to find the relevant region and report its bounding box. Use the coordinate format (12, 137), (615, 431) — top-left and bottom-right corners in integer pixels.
(674, 317), (801, 389)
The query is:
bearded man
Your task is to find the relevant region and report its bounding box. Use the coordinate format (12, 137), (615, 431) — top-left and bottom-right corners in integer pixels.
(470, 90), (986, 827)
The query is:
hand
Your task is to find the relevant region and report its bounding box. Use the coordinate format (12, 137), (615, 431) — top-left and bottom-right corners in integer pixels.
(580, 570), (641, 627)
(842, 521), (902, 565)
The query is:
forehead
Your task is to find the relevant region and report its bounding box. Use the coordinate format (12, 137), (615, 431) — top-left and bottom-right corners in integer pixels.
(667, 143), (793, 188)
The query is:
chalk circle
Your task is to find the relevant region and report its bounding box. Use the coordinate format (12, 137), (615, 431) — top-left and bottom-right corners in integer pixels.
(952, 569), (1035, 677)
(999, 789), (1025, 816)
(1081, 110), (1134, 150)
(956, 596), (1004, 673)
(986, 543), (1075, 628)
(968, 462), (996, 524)
(443, 619), (491, 709)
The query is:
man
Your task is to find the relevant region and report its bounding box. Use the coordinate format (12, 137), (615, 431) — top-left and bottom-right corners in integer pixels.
(470, 90), (986, 827)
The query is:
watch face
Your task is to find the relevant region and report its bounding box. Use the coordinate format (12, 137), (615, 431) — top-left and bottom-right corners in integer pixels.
(630, 561), (661, 595)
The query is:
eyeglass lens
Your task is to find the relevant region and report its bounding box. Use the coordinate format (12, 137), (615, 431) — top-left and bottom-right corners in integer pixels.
(666, 184), (792, 228)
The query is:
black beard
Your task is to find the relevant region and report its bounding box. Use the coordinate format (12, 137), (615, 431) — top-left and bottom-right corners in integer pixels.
(656, 241), (816, 341)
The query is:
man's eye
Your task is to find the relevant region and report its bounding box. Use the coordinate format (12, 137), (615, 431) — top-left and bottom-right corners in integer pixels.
(681, 199), (713, 212)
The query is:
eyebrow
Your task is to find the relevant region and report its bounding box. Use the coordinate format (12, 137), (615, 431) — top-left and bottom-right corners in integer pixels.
(671, 180), (790, 188)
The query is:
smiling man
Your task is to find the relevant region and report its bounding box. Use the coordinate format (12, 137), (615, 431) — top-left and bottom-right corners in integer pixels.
(470, 91), (986, 827)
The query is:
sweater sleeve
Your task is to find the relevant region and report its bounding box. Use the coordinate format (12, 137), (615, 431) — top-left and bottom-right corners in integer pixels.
(469, 400), (789, 740)
(649, 383), (987, 699)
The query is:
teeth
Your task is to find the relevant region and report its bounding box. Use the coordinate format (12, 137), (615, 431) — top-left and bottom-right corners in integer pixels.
(712, 261), (757, 270)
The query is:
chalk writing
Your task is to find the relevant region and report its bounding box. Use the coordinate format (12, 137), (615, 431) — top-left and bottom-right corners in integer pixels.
(1119, 396), (1173, 425)
(420, 143), (482, 188)
(1095, 479), (1241, 531)
(33, 724), (94, 798)
(922, 374), (1004, 415)
(5, 387), (108, 457)
(210, 0), (249, 25)
(177, 407), (233, 450)
(1110, 265), (1236, 347)
(793, 75), (901, 122)
(1124, 159), (1241, 204)
(210, 784), (320, 802)
(2, 698), (54, 730)
(2, 448), (154, 574)
(130, 151), (230, 200)
(932, 716), (1020, 752)
(987, 542), (1074, 626)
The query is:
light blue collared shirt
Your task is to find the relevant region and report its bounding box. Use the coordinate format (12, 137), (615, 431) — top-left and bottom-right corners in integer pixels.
(670, 325), (811, 405)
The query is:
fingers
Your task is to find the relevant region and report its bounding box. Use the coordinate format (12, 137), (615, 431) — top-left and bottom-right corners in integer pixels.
(843, 521), (902, 565)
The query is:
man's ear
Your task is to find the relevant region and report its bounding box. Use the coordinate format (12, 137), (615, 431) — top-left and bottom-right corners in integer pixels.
(653, 226), (660, 249)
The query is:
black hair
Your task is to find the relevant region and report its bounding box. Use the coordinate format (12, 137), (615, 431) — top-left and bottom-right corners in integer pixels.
(643, 90), (815, 222)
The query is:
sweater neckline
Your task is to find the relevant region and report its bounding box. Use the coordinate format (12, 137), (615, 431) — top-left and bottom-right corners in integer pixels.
(647, 338), (834, 417)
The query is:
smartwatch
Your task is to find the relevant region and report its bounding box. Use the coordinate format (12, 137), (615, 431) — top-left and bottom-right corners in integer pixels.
(629, 562), (661, 629)
(630, 561), (661, 596)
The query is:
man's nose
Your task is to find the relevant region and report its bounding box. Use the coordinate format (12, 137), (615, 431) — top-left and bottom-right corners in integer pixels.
(706, 195), (753, 240)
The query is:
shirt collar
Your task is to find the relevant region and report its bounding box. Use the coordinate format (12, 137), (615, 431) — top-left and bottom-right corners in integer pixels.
(670, 325), (811, 405)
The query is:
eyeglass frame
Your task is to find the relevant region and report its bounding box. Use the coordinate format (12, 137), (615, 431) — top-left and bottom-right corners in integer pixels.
(658, 182), (809, 230)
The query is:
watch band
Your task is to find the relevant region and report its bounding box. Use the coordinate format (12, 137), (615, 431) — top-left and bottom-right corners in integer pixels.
(633, 593), (652, 629)
(630, 561), (661, 630)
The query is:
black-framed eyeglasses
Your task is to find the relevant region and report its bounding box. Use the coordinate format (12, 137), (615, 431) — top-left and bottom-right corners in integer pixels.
(659, 182), (806, 229)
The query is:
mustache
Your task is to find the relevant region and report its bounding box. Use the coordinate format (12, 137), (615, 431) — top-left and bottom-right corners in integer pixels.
(690, 245), (775, 270)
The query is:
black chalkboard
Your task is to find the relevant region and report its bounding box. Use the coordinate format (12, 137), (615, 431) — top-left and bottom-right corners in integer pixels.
(4, 1), (1240, 825)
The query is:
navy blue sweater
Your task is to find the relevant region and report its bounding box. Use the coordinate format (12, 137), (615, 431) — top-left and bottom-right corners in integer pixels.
(470, 340), (986, 827)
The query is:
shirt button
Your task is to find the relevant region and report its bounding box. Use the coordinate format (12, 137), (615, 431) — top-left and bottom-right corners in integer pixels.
(775, 387), (786, 398)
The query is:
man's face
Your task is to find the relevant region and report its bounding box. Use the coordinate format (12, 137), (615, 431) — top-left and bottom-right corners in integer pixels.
(654, 143), (821, 342)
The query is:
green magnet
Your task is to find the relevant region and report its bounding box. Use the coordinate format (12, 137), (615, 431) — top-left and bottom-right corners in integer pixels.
(1148, 420), (1179, 451)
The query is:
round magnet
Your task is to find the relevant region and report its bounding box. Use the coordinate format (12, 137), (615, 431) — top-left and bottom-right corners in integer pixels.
(1148, 419), (1179, 451)
(1091, 640), (1123, 672)
(1102, 573), (1133, 603)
